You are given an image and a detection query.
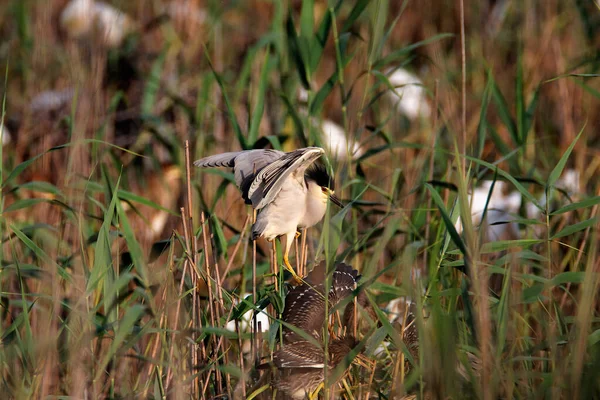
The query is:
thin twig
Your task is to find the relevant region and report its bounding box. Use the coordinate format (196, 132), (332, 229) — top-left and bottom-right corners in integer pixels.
(220, 215), (250, 286)
(301, 228), (308, 272)
(459, 0), (467, 176)
(200, 210), (220, 393)
(184, 141), (201, 396)
(165, 238), (189, 390)
(423, 80), (440, 277)
(252, 208), (258, 365)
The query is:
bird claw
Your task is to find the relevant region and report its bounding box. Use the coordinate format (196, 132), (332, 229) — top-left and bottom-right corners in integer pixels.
(283, 255), (303, 285)
(295, 231), (301, 239)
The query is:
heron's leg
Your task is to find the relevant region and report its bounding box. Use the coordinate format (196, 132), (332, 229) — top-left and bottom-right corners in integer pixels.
(283, 253), (302, 284)
(308, 382), (324, 400)
(295, 231), (301, 238)
(282, 232), (302, 284)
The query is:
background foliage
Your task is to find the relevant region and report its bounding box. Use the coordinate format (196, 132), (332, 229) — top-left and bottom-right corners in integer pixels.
(0, 0), (599, 398)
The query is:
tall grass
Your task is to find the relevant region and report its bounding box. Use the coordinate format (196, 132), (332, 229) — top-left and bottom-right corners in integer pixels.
(1, 0), (599, 398)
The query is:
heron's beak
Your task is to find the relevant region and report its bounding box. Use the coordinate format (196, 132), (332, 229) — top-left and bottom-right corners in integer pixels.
(328, 191), (344, 208)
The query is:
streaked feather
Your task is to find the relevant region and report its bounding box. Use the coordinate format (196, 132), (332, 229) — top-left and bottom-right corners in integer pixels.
(261, 336), (356, 399)
(282, 262), (360, 342)
(272, 340), (324, 369)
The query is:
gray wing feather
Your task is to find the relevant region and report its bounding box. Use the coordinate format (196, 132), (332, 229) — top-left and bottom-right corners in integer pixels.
(227, 150), (284, 186)
(193, 152), (242, 169)
(194, 149), (284, 187)
(249, 147), (325, 209)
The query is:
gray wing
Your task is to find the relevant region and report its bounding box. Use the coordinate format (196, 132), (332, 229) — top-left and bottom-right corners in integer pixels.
(248, 147), (325, 209)
(194, 149), (284, 187)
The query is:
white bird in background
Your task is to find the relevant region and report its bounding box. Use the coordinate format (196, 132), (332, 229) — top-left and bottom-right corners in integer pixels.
(165, 1), (207, 27)
(1, 123), (11, 147)
(319, 119), (363, 161)
(297, 87), (363, 161)
(225, 293), (270, 333)
(526, 169), (581, 220)
(385, 68), (431, 120)
(60, 0), (134, 48)
(29, 89), (75, 114)
(455, 180), (521, 241)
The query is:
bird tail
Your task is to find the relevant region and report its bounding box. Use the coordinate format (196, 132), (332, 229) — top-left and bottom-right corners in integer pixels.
(251, 218), (267, 241)
(332, 263), (360, 296)
(193, 152), (242, 168)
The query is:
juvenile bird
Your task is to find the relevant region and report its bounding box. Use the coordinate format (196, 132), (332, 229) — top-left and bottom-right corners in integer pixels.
(259, 262), (361, 399)
(194, 147), (343, 282)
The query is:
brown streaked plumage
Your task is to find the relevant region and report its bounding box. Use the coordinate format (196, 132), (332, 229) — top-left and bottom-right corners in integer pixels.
(269, 336), (357, 399)
(258, 262), (361, 399)
(281, 261), (359, 342)
(401, 301), (419, 375)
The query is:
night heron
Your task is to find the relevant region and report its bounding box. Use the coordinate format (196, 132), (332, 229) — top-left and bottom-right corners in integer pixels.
(267, 335), (357, 399)
(258, 262), (363, 399)
(194, 147), (343, 282)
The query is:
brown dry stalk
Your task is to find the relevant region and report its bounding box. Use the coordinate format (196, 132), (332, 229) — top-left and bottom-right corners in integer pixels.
(236, 319), (247, 398)
(251, 207), (258, 364)
(459, 0), (467, 176)
(560, 200), (599, 310)
(301, 228), (308, 273)
(295, 234), (300, 276)
(165, 216), (191, 390)
(220, 215), (250, 286)
(199, 210), (222, 393)
(423, 80), (440, 273)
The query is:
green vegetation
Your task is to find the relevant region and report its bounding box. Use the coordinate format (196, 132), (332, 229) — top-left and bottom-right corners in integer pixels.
(0, 0), (599, 398)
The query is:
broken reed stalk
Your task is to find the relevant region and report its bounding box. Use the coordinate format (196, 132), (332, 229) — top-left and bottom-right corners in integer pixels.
(265, 242), (277, 330)
(236, 320), (247, 399)
(220, 215), (250, 286)
(177, 207), (199, 392)
(211, 256), (231, 396)
(183, 141), (200, 395)
(423, 80), (439, 275)
(353, 293), (358, 339)
(142, 283), (168, 398)
(252, 208), (258, 365)
(199, 210), (222, 396)
(166, 248), (189, 389)
(366, 362), (376, 400)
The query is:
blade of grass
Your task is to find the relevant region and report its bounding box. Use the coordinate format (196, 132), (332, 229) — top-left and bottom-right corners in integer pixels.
(547, 126), (584, 189)
(247, 48), (271, 145)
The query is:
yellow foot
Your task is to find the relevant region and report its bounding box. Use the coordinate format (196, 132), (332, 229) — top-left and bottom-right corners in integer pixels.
(283, 255), (303, 285)
(309, 382), (324, 400)
(295, 231), (301, 239)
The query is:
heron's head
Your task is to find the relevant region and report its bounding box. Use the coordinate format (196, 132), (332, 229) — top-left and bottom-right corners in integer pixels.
(306, 163), (343, 207)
